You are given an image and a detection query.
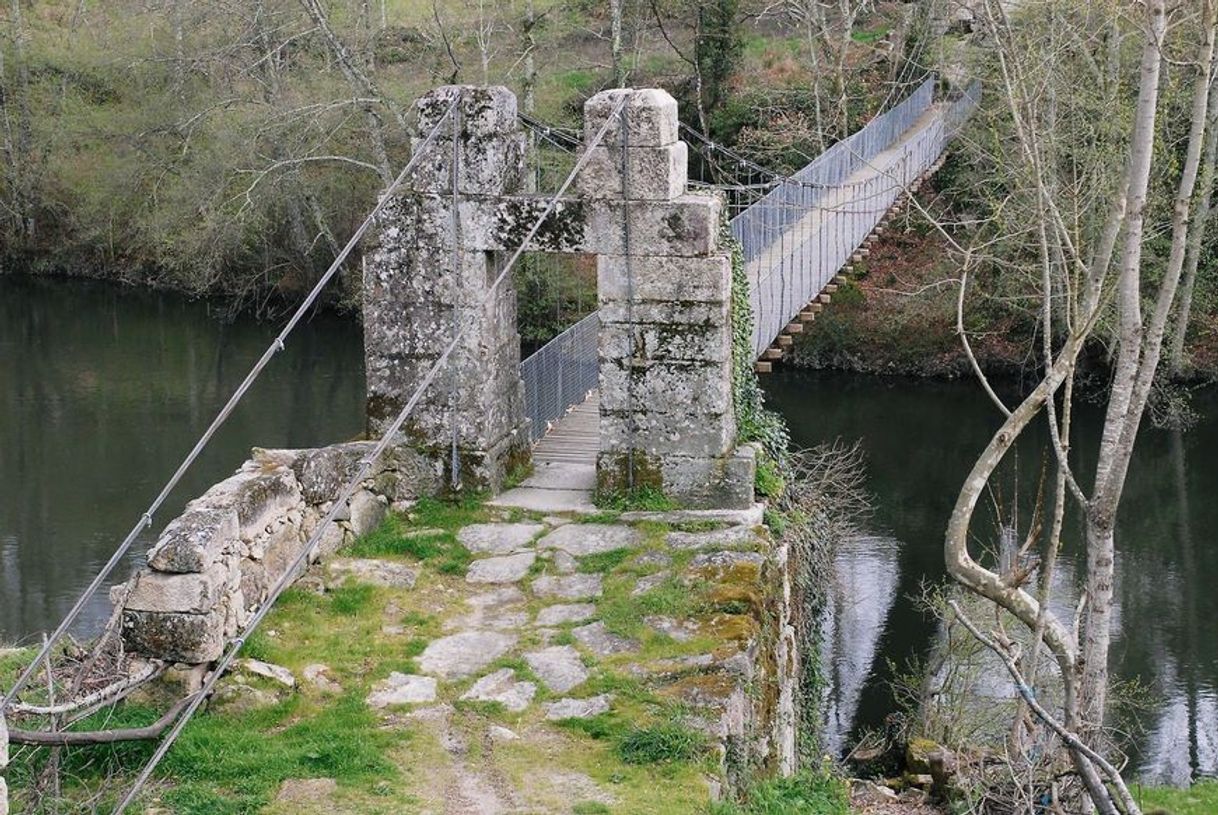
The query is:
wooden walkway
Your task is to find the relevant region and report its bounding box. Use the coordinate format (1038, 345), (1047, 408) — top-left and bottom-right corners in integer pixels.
(533, 391), (599, 466)
(489, 391), (599, 513)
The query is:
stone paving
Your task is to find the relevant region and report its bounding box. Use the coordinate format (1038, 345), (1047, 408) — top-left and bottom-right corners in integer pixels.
(219, 501), (780, 813)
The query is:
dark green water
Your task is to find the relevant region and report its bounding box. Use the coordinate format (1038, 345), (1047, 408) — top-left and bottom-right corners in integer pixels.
(763, 370), (1218, 785)
(0, 276), (365, 645)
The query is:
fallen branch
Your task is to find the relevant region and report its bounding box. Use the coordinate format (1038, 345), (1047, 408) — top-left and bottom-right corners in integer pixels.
(8, 693), (198, 746)
(9, 661), (164, 717)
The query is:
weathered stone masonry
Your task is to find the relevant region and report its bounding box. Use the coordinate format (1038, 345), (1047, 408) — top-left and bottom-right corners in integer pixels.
(365, 84), (755, 508)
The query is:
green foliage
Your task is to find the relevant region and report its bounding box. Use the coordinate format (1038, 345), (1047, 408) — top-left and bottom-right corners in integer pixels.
(753, 453), (785, 498)
(572, 803), (612, 815)
(329, 582), (377, 616)
(694, 0), (744, 111)
(708, 769), (850, 815)
(726, 229), (792, 474)
(1136, 782), (1218, 815)
(617, 722), (707, 765)
(554, 712), (628, 741)
(347, 499), (484, 574)
(577, 547), (636, 573)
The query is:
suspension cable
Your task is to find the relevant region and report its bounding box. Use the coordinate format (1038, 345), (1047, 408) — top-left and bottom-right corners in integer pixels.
(0, 98), (460, 717)
(109, 94), (629, 814)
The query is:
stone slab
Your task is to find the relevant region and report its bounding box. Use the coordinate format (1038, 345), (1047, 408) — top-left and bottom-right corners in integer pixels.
(366, 672), (438, 708)
(465, 551), (537, 584)
(488, 487), (597, 514)
(535, 603), (597, 626)
(460, 668), (536, 712)
(147, 507), (238, 574)
(417, 631), (517, 680)
(531, 574), (603, 600)
(524, 645), (589, 693)
(572, 621), (639, 656)
(328, 558), (418, 589)
(521, 462), (597, 491)
(537, 524), (642, 556)
(544, 694), (613, 721)
(457, 523), (545, 555)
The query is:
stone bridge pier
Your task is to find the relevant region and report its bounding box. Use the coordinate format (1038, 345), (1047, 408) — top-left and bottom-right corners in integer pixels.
(365, 84), (754, 508)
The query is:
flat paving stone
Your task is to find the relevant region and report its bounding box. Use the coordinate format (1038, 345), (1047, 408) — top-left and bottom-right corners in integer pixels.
(465, 551), (536, 584)
(446, 587), (528, 631)
(459, 668), (536, 712)
(645, 616), (699, 642)
(524, 645), (589, 693)
(328, 558), (417, 589)
(619, 504), (764, 526)
(489, 487), (596, 514)
(553, 550), (578, 574)
(538, 524), (643, 556)
(633, 551), (672, 568)
(631, 571), (670, 597)
(458, 523), (545, 555)
(544, 694), (612, 720)
(666, 525), (757, 550)
(417, 631), (517, 680)
(523, 462), (597, 491)
(532, 573), (603, 600)
(689, 551), (765, 570)
(572, 621), (639, 656)
(366, 672), (437, 708)
(535, 603), (597, 626)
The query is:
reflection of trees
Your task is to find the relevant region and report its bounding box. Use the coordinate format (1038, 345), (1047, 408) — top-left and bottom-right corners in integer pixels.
(821, 535), (901, 755)
(0, 278), (364, 641)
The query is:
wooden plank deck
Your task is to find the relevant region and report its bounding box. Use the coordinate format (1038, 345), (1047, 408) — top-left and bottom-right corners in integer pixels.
(532, 391), (599, 466)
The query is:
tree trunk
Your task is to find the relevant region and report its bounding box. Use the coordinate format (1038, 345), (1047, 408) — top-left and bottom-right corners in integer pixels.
(610, 0), (626, 87)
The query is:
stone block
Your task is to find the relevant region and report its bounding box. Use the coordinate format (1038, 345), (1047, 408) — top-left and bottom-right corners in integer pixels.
(598, 320), (731, 364)
(596, 254), (730, 303)
(598, 297), (730, 327)
(347, 490), (387, 538)
(583, 88), (679, 147)
(147, 507), (239, 574)
(260, 519), (306, 586)
(660, 448), (756, 510)
(599, 409), (733, 458)
(576, 142), (688, 200)
(121, 608), (226, 664)
(598, 358), (732, 417)
(471, 196), (721, 257)
(124, 563), (230, 614)
(407, 130), (527, 196)
(415, 85), (519, 138)
(291, 442), (382, 505)
(193, 465), (302, 542)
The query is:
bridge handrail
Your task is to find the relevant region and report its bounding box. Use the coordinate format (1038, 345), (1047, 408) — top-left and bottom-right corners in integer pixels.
(520, 311), (600, 442)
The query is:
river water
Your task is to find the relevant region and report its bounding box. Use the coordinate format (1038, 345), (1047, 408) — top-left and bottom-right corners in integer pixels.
(2, 278), (1213, 785)
(0, 276), (365, 645)
(763, 369), (1218, 786)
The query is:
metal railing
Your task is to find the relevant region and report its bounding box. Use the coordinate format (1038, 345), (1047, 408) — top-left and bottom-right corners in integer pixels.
(520, 311), (600, 442)
(736, 79), (981, 357)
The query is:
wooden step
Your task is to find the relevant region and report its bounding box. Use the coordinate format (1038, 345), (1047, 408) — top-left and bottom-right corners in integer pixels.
(851, 252), (864, 264)
(823, 283), (839, 294)
(818, 293), (832, 305)
(799, 311), (818, 323)
(755, 361), (772, 373)
(858, 248), (871, 258)
(786, 322), (803, 334)
(833, 274), (847, 285)
(778, 335), (794, 348)
(805, 302), (823, 313)
(762, 347), (783, 361)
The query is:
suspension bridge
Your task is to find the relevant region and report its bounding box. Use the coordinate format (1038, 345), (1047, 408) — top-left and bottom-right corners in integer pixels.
(0, 77), (977, 813)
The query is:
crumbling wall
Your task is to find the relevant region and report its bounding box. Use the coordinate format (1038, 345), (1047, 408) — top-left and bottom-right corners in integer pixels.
(115, 443), (434, 663)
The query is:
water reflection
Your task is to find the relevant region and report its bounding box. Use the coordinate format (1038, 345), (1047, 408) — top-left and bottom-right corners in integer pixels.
(822, 535), (901, 755)
(764, 370), (1218, 784)
(0, 276), (365, 643)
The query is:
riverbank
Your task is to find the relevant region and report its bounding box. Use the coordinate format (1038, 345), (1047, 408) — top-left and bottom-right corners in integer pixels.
(788, 172), (1218, 386)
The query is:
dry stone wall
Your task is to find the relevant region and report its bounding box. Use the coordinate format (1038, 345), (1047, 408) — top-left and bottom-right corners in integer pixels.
(116, 442), (435, 663)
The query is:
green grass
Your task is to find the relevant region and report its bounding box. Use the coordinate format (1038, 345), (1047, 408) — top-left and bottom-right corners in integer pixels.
(347, 499), (486, 574)
(329, 582), (377, 616)
(616, 722), (707, 765)
(1137, 782), (1218, 815)
(572, 802), (612, 815)
(577, 547), (636, 573)
(708, 770), (850, 815)
(593, 485), (677, 512)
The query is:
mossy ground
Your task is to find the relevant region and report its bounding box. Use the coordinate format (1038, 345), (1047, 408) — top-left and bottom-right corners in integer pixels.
(2, 497), (781, 814)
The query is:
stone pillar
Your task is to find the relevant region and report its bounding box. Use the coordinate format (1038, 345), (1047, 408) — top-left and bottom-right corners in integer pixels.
(583, 89), (755, 508)
(364, 86), (530, 491)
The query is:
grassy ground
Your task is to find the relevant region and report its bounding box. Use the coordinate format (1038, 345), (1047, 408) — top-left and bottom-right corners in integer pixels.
(1135, 782), (1218, 815)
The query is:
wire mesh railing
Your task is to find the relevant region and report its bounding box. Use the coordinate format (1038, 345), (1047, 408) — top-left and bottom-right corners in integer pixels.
(520, 310), (600, 442)
(736, 79), (981, 357)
